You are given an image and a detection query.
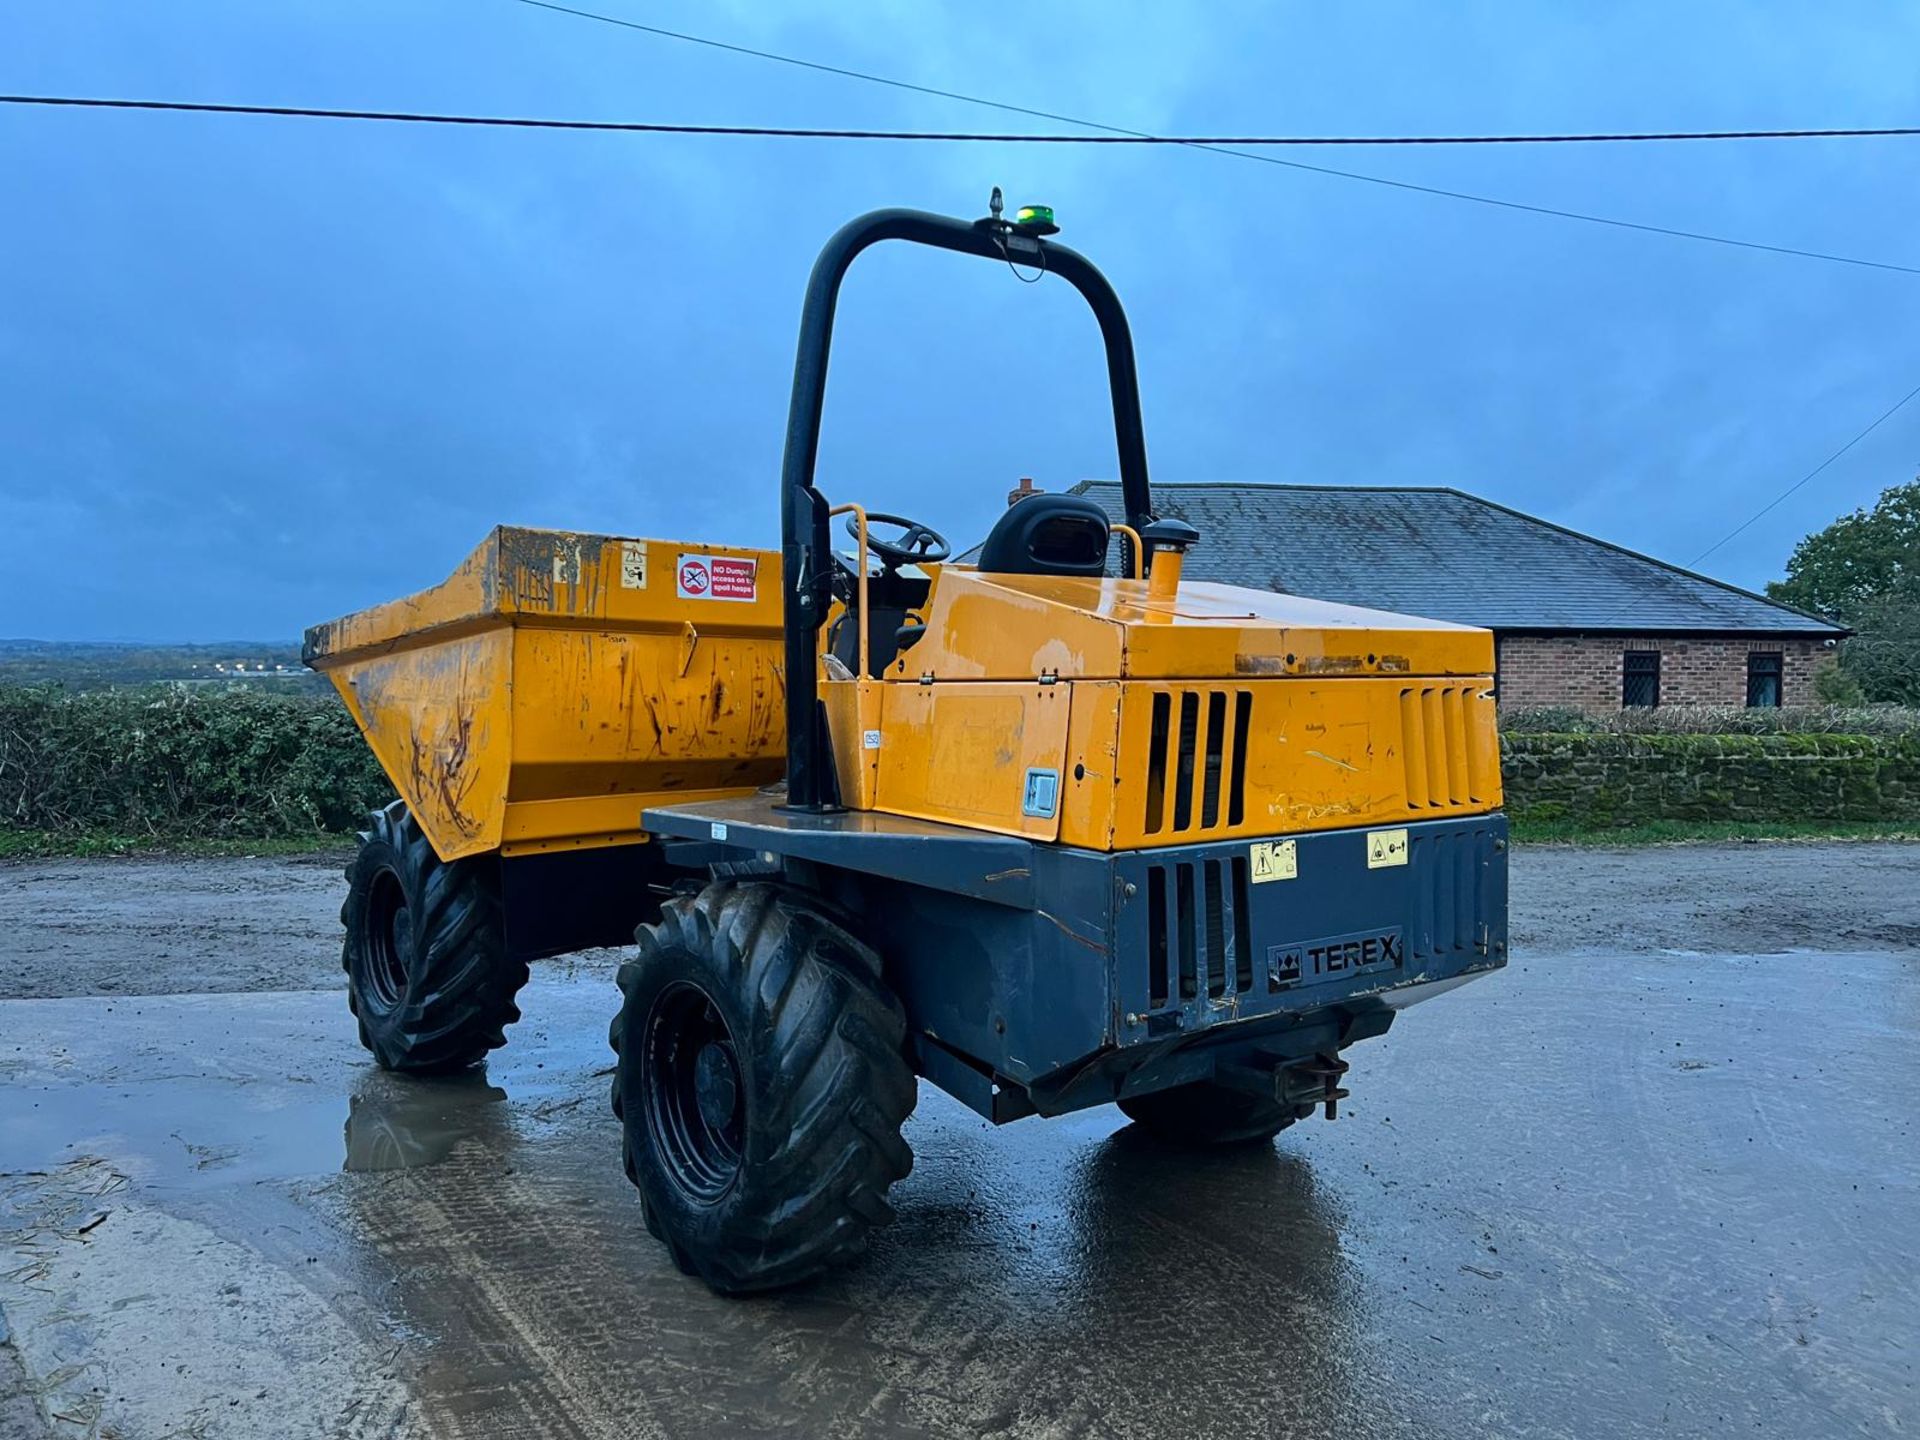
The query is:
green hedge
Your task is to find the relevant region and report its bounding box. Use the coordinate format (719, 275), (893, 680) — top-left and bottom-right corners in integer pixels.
(6, 685), (1916, 846)
(1501, 731), (1920, 828)
(1500, 704), (1920, 737)
(0, 685), (390, 840)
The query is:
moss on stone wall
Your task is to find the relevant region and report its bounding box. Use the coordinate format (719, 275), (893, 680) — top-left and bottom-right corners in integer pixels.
(1501, 732), (1920, 827)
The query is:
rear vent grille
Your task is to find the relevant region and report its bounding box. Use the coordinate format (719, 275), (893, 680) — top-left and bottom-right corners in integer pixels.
(1399, 685), (1489, 810)
(1410, 825), (1488, 962)
(1146, 856), (1254, 1009)
(1144, 688), (1253, 838)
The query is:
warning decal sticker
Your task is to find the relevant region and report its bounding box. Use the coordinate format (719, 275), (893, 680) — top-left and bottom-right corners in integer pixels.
(1366, 828), (1410, 869)
(1249, 839), (1298, 883)
(676, 553), (758, 602)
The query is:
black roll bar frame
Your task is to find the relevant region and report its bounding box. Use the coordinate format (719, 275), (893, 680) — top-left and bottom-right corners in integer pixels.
(778, 206), (1155, 811)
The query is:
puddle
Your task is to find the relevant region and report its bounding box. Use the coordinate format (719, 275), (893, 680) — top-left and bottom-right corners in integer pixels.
(2, 1069), (527, 1186)
(344, 1075), (510, 1172)
(0, 981), (617, 1189)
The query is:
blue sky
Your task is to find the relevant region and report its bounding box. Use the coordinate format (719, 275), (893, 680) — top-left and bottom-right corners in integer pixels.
(3, 2), (1916, 640)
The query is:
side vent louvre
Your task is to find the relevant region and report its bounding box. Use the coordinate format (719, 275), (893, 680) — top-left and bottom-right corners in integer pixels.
(1172, 693), (1199, 833)
(1228, 691), (1252, 827)
(1201, 691), (1227, 829)
(1176, 862), (1197, 999)
(1144, 692), (1171, 836)
(1143, 688), (1254, 838)
(1147, 864), (1169, 1008)
(1144, 857), (1254, 1010)
(1410, 826), (1486, 962)
(1401, 685), (1487, 810)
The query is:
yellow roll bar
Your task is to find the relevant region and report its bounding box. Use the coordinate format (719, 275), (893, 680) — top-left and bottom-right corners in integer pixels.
(828, 503), (871, 678)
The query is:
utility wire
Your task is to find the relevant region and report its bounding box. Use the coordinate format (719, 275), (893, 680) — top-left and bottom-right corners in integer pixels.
(509, 0), (1920, 277)
(6, 94), (1915, 146)
(516, 0), (1920, 578)
(12, 86), (1912, 577)
(508, 3), (1914, 146)
(1685, 378), (1920, 568)
(12, 92), (1918, 275)
(1575, 375), (1920, 631)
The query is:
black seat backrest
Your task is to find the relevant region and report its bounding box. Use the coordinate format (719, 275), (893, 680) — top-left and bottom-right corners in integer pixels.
(977, 494), (1111, 577)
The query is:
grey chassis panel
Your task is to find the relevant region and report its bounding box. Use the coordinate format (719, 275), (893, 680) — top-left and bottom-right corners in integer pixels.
(643, 797), (1118, 1083)
(643, 799), (1508, 1123)
(644, 796), (1043, 909)
(1110, 814), (1510, 1048)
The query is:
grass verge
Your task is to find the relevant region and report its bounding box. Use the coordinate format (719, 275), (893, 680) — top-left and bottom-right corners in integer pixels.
(0, 828), (354, 860)
(1509, 817), (1920, 846)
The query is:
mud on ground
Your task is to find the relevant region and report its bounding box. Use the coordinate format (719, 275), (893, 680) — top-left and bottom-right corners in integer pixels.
(1, 841), (1915, 1438)
(4, 841), (1916, 1000)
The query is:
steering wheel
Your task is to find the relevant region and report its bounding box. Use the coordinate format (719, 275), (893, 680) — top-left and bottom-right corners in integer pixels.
(844, 512), (951, 573)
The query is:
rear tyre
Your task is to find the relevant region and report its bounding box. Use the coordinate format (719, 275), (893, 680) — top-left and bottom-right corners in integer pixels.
(341, 800), (528, 1074)
(611, 881), (916, 1294)
(1117, 1082), (1307, 1146)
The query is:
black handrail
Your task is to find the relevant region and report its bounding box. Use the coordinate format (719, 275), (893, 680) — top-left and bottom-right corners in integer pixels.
(779, 206), (1156, 811)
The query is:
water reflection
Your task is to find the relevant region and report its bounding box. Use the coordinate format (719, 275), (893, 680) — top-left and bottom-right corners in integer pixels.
(900, 1118), (1378, 1435)
(315, 1071), (1387, 1436)
(1066, 1123), (1349, 1285)
(342, 1069), (512, 1173)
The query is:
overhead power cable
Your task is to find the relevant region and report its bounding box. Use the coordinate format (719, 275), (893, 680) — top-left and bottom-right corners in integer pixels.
(10, 92), (1918, 275)
(7, 94), (1915, 146)
(1684, 378), (1920, 568)
(508, 0), (1920, 277)
(1576, 375), (1920, 629)
(514, 0), (1920, 575)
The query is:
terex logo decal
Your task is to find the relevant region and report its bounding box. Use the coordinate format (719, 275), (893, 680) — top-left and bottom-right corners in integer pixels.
(1267, 928), (1404, 992)
(676, 553), (758, 602)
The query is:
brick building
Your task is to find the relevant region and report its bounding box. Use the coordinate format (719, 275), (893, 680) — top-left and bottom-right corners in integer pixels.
(1072, 482), (1846, 710)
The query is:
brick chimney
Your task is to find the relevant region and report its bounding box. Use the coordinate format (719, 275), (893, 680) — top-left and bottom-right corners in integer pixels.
(1007, 476), (1041, 508)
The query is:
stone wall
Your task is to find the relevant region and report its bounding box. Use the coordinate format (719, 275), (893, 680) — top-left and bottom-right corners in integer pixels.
(1500, 732), (1920, 826)
(1496, 635), (1834, 711)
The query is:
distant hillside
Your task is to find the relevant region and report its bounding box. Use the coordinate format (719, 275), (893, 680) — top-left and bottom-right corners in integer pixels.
(0, 640), (325, 692)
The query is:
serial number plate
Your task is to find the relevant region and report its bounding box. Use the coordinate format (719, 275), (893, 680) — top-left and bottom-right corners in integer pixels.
(1268, 927), (1404, 990)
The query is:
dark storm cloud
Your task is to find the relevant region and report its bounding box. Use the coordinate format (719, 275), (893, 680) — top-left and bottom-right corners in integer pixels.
(3, 1), (1916, 638)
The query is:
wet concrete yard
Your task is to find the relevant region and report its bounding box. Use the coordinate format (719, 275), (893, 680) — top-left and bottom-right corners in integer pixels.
(2, 845), (1916, 1438)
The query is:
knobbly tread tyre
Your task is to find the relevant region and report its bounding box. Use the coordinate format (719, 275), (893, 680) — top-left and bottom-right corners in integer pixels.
(1117, 1082), (1309, 1146)
(341, 800), (527, 1074)
(611, 879), (916, 1294)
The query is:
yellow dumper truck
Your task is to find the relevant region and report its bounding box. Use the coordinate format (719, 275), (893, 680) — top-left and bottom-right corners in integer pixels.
(307, 199), (1509, 1293)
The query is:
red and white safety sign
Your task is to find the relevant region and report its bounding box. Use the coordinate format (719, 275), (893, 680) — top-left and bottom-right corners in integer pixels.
(676, 553), (758, 602)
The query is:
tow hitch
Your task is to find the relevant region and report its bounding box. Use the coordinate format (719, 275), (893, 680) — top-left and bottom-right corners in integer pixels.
(1218, 1052), (1353, 1120)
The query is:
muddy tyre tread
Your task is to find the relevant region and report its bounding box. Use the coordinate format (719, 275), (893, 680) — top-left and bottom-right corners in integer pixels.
(341, 800), (527, 1074)
(611, 880), (915, 1294)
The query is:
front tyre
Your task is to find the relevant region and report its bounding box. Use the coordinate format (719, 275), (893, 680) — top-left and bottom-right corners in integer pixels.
(341, 800), (527, 1074)
(1117, 1082), (1307, 1146)
(611, 881), (915, 1294)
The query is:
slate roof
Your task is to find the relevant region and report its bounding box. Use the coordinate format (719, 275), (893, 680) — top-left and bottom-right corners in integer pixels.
(1068, 482), (1844, 635)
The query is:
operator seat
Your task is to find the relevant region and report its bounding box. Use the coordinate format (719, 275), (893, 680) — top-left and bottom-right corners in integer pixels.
(977, 494), (1111, 578)
(830, 583), (930, 678)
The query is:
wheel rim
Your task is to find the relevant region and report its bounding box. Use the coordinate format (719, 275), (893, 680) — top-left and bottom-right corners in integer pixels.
(642, 982), (745, 1203)
(363, 868), (412, 1010)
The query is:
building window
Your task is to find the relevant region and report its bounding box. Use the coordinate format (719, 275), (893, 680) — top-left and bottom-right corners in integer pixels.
(1747, 652), (1783, 708)
(1622, 650), (1660, 708)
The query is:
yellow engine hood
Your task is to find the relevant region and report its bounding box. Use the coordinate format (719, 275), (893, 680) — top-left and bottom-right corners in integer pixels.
(899, 569), (1493, 682)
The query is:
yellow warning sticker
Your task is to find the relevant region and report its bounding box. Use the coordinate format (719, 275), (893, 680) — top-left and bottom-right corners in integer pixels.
(620, 542), (648, 589)
(1249, 839), (1297, 883)
(1366, 828), (1410, 868)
